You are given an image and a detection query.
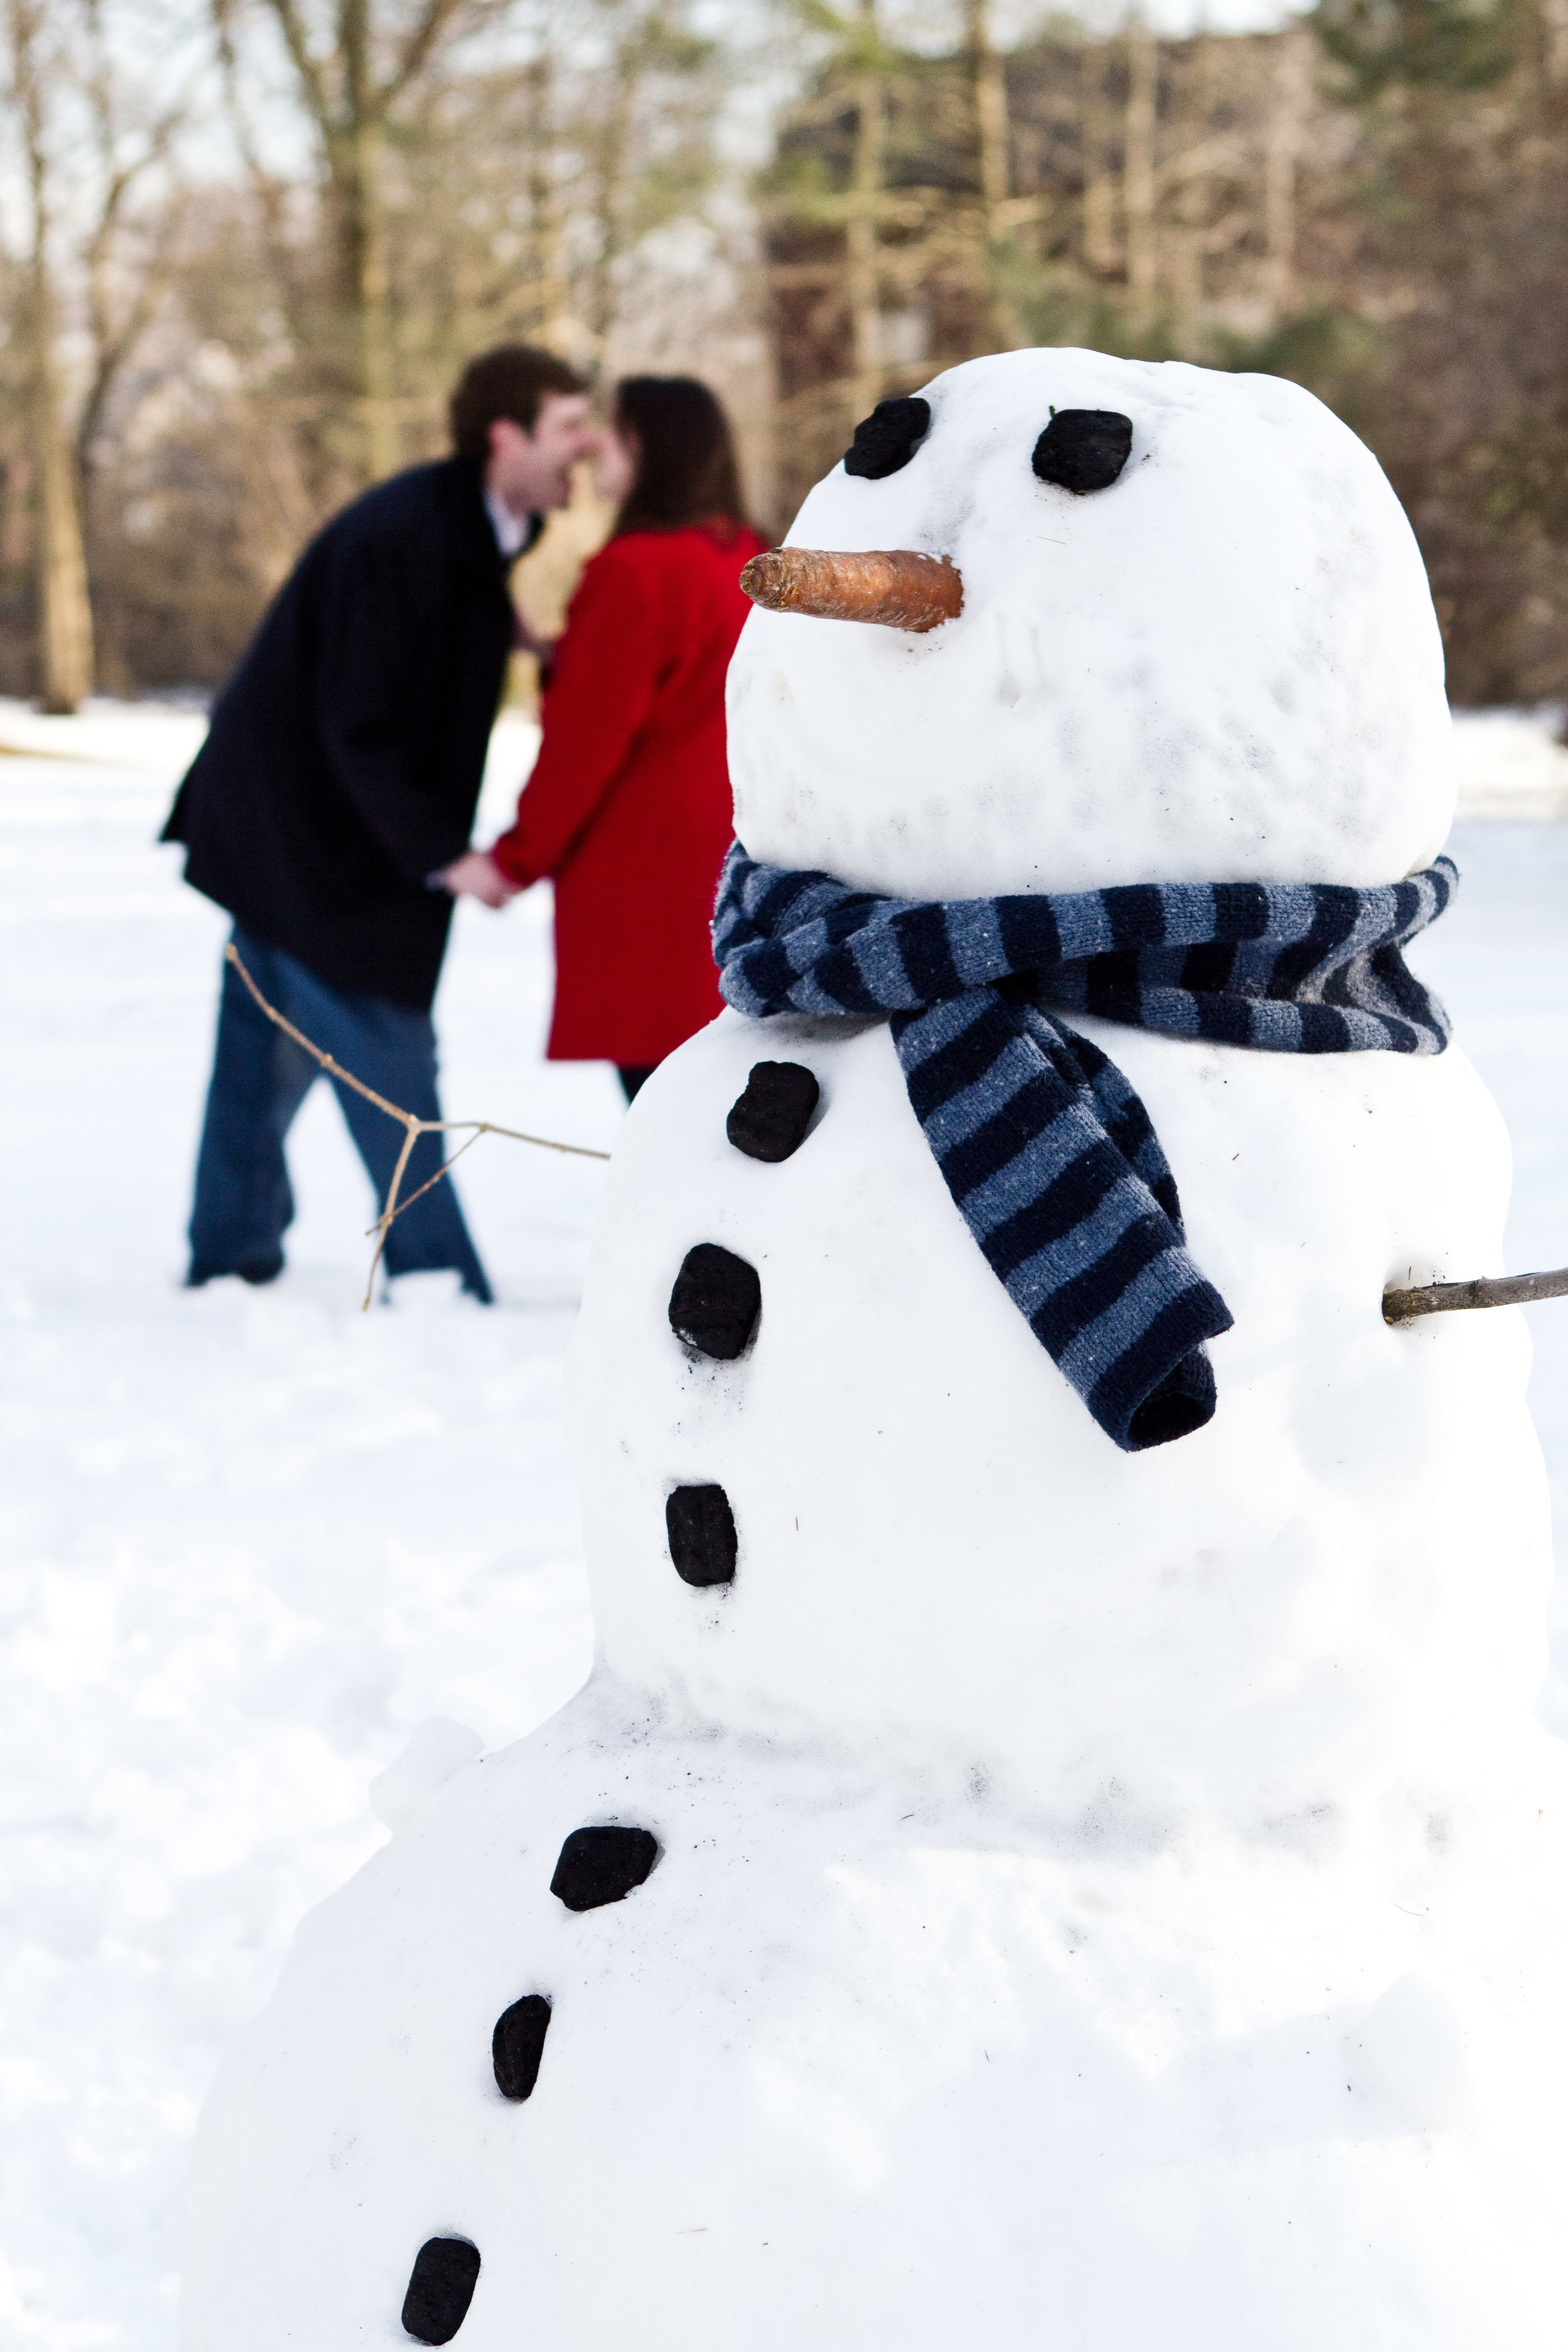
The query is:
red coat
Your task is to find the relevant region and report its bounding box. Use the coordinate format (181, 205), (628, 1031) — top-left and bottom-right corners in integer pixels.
(489, 521), (767, 1066)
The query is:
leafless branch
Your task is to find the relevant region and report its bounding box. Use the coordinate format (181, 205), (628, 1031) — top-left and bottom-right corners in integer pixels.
(384, 0), (469, 105)
(258, 0), (337, 135)
(1384, 1268), (1568, 1323)
(225, 943), (610, 1309)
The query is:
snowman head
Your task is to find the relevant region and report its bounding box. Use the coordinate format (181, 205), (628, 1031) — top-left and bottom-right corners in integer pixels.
(727, 348), (1453, 901)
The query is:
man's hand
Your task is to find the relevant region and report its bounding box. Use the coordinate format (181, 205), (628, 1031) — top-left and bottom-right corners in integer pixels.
(512, 609), (559, 662)
(437, 849), (517, 909)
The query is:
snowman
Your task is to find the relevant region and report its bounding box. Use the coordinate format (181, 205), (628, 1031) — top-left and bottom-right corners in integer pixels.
(180, 349), (1568, 2351)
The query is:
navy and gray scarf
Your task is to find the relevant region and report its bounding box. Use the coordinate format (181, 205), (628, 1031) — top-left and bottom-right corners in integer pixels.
(712, 845), (1456, 1453)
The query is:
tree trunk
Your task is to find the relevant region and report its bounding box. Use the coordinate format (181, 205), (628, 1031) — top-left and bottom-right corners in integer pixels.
(338, 0), (398, 480)
(348, 122), (398, 480)
(522, 47), (568, 347)
(34, 334), (96, 714)
(586, 23), (640, 362)
(1162, 33), (1207, 323)
(1123, 11), (1158, 330)
(1261, 30), (1308, 322)
(845, 0), (885, 420)
(965, 0), (1017, 349)
(8, 0), (94, 711)
(1082, 38), (1118, 278)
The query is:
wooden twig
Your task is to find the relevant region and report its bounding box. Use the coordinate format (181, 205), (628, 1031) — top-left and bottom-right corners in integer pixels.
(368, 1126), (484, 1231)
(1384, 1268), (1568, 1323)
(225, 944), (610, 1310)
(228, 945), (1568, 1329)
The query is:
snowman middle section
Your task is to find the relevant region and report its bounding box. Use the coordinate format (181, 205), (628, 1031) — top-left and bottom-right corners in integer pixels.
(575, 1006), (1545, 1823)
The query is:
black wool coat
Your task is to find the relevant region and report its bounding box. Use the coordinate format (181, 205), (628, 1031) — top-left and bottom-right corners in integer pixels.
(163, 457), (527, 1010)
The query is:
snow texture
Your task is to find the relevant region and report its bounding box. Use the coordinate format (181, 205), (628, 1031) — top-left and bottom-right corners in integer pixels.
(172, 356), (1568, 2349)
(0, 707), (608, 2349)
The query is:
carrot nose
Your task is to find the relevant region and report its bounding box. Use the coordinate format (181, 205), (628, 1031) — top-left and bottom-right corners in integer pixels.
(739, 547), (963, 635)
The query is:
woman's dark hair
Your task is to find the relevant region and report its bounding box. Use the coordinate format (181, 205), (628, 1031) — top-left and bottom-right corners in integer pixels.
(449, 344), (588, 463)
(612, 376), (749, 538)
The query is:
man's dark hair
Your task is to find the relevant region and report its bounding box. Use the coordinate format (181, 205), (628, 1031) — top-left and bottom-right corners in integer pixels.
(612, 376), (750, 538)
(448, 346), (589, 462)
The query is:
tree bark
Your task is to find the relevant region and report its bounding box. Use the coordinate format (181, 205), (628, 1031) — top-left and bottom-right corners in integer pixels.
(1261, 29), (1308, 321)
(845, 0), (885, 420)
(1082, 36), (1118, 278)
(8, 0), (94, 711)
(1384, 1267), (1568, 1322)
(1123, 10), (1158, 330)
(965, 0), (1017, 348)
(522, 45), (567, 347)
(34, 345), (96, 714)
(585, 10), (643, 361)
(337, 0), (397, 477)
(339, 118), (398, 479)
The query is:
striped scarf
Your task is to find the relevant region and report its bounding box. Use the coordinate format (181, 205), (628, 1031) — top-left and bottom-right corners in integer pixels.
(712, 846), (1456, 1453)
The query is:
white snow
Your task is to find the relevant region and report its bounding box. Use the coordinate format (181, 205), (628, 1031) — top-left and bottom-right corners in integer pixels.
(1452, 707), (1568, 819)
(1, 702), (609, 2348)
(4, 677), (1568, 2343)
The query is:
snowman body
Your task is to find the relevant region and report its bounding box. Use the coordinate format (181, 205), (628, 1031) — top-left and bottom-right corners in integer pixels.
(181, 351), (1568, 2348)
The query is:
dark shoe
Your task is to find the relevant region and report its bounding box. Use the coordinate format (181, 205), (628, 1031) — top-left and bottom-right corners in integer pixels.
(184, 1257), (284, 1290)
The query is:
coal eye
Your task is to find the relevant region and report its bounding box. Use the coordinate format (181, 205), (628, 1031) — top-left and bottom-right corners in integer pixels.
(1032, 409), (1133, 494)
(844, 396), (931, 480)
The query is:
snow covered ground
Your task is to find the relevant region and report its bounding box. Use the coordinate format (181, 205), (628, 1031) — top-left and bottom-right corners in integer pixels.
(3, 700), (1568, 2349)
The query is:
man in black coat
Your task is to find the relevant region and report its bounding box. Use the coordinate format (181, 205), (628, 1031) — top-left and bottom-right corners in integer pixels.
(164, 345), (596, 1299)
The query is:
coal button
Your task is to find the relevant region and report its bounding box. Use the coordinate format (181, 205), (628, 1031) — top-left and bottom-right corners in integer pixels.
(727, 1061), (820, 1162)
(668, 1244), (760, 1359)
(401, 2238), (480, 2344)
(550, 1825), (659, 1912)
(666, 1484), (738, 1586)
(492, 1994), (551, 2101)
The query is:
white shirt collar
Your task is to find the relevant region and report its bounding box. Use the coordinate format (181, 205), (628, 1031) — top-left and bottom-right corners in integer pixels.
(484, 484), (529, 559)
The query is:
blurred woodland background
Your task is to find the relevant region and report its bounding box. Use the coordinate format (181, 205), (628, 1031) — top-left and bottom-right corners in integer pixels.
(2, 0), (1565, 712)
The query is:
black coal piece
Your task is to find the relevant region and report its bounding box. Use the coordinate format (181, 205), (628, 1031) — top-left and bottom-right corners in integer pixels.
(550, 1825), (659, 1912)
(492, 1993), (552, 2101)
(1031, 409), (1133, 494)
(401, 2238), (480, 2344)
(844, 396), (931, 479)
(726, 1061), (820, 1163)
(666, 1484), (738, 1587)
(668, 1243), (761, 1359)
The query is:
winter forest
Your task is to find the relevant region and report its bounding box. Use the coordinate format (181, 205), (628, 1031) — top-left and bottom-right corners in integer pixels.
(5, 0), (1568, 710)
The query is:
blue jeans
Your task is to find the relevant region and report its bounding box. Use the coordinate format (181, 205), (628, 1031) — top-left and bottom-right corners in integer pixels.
(186, 926), (492, 1301)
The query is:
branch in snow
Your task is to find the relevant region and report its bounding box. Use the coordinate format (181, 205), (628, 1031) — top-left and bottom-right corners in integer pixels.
(225, 943), (609, 1309)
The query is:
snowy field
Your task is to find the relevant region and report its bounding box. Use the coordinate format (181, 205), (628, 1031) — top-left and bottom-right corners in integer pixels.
(3, 700), (1568, 2348)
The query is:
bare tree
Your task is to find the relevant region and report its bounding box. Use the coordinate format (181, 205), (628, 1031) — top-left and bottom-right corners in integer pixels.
(75, 0), (195, 686)
(571, 0), (723, 363)
(77, 0), (191, 479)
(964, 0), (1016, 348)
(1121, 9), (1157, 330)
(4, 0), (95, 710)
(843, 0), (885, 417)
(216, 0), (502, 483)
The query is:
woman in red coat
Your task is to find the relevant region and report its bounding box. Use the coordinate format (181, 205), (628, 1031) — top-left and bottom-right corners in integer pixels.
(443, 376), (766, 1098)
